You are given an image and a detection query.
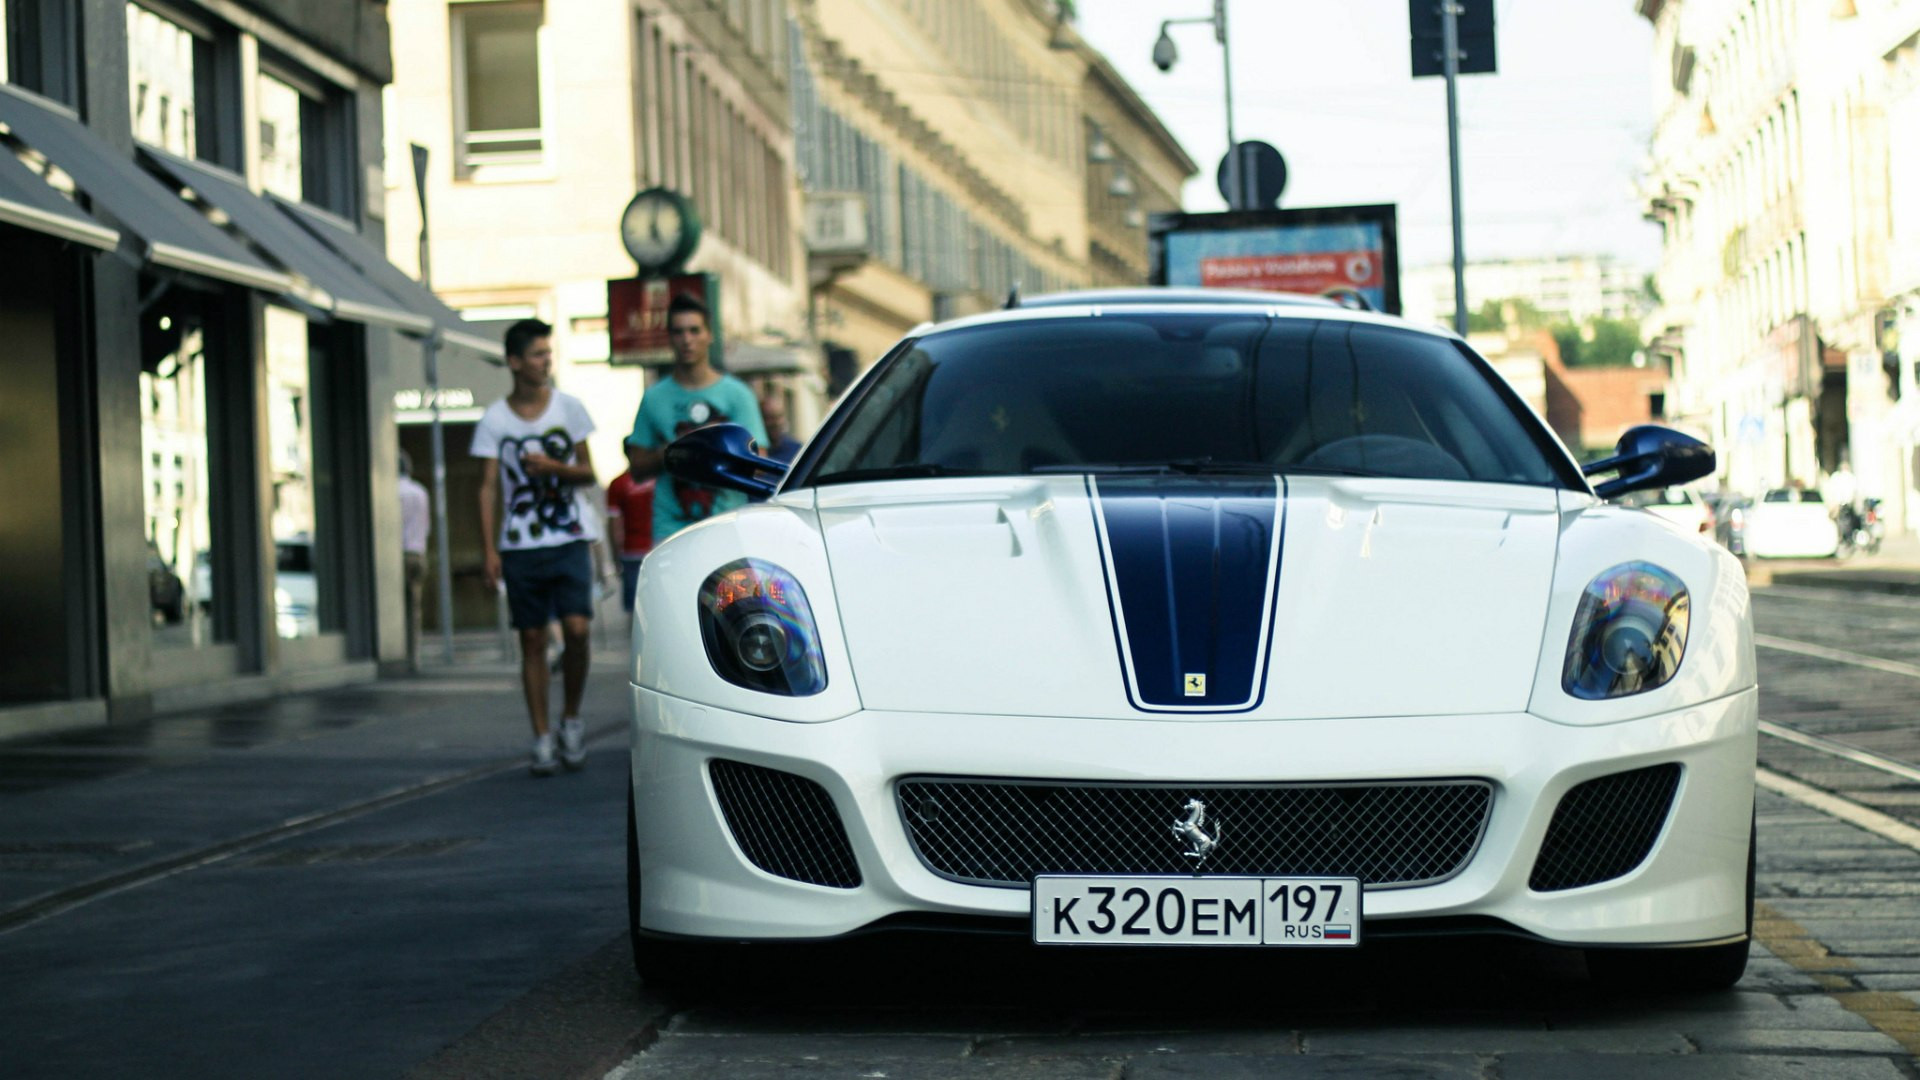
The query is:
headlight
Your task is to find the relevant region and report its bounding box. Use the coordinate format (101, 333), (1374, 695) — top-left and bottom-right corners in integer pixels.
(697, 559), (827, 696)
(1562, 562), (1690, 700)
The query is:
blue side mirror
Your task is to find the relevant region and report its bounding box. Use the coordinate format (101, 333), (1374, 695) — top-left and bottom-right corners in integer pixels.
(1582, 425), (1716, 500)
(663, 423), (784, 499)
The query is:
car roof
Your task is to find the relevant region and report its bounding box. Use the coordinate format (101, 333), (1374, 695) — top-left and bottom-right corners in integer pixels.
(1014, 287), (1342, 310)
(912, 288), (1448, 340)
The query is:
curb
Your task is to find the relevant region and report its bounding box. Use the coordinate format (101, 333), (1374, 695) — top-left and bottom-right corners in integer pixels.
(1765, 570), (1920, 595)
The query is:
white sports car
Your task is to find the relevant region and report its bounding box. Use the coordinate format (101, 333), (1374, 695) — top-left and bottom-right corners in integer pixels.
(628, 290), (1756, 990)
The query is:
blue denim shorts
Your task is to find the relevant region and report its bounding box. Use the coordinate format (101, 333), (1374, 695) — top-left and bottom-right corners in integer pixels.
(499, 541), (594, 630)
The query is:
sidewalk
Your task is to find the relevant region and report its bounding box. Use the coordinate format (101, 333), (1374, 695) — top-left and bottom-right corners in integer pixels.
(1745, 532), (1920, 594)
(0, 631), (630, 924)
(0, 631), (641, 1079)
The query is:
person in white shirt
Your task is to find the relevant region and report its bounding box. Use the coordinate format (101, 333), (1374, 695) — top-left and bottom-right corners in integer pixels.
(397, 450), (431, 673)
(471, 319), (600, 776)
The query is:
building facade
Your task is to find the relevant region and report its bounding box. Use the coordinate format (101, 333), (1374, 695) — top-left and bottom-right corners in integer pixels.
(1, 0), (451, 738)
(1638, 0), (1920, 527)
(794, 0), (1192, 374)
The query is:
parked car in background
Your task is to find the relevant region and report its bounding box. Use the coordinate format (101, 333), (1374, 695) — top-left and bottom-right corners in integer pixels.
(147, 544), (184, 624)
(1743, 488), (1839, 559)
(1618, 485), (1715, 536)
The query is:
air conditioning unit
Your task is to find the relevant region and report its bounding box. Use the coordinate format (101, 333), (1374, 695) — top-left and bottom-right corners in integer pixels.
(804, 192), (870, 256)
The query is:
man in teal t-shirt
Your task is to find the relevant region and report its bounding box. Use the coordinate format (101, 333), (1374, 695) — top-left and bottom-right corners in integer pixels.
(623, 294), (768, 543)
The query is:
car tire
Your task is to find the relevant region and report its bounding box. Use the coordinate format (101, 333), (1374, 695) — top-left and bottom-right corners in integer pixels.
(1586, 813), (1755, 993)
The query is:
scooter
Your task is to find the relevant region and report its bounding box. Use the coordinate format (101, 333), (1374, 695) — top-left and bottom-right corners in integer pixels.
(1860, 498), (1886, 555)
(1836, 501), (1882, 558)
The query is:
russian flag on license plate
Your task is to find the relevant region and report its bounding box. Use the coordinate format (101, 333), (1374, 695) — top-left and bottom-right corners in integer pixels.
(1324, 924), (1352, 941)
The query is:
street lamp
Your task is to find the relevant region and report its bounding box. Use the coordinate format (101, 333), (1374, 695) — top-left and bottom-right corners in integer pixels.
(1152, 0), (1243, 209)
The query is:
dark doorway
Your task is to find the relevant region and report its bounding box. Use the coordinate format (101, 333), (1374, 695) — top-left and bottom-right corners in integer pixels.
(0, 232), (80, 703)
(398, 421), (494, 630)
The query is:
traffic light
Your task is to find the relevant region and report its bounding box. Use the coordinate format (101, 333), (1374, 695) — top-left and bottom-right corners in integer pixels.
(1410, 0), (1497, 77)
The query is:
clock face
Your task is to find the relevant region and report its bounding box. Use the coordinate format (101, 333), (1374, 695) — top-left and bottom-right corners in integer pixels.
(620, 189), (698, 273)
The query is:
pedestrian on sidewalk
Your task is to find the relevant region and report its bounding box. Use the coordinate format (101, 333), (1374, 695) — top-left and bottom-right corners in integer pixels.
(473, 319), (601, 776)
(760, 390), (803, 465)
(623, 294), (766, 543)
(397, 449), (431, 673)
(606, 470), (655, 626)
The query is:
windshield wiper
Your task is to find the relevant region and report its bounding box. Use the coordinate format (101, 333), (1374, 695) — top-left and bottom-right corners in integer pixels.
(1030, 458), (1280, 476)
(1031, 459), (1396, 479)
(810, 463), (982, 486)
(1272, 463), (1394, 478)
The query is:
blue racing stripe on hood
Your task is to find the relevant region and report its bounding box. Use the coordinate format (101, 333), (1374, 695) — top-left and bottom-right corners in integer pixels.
(1092, 476), (1281, 710)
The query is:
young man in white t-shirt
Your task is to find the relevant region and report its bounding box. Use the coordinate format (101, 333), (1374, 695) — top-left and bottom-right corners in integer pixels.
(471, 319), (600, 775)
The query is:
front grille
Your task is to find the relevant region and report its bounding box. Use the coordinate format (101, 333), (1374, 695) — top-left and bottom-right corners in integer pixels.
(709, 760), (861, 889)
(897, 778), (1493, 889)
(1529, 763), (1682, 892)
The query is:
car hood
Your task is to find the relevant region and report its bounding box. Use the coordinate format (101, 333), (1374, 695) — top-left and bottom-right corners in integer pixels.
(816, 475), (1563, 720)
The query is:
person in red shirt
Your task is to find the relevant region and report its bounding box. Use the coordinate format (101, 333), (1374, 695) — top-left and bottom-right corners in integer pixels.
(606, 471), (656, 624)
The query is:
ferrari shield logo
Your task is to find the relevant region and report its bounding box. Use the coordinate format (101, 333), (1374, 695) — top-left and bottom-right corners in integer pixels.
(1184, 673), (1206, 697)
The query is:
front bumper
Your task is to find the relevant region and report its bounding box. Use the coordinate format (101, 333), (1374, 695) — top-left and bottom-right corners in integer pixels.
(629, 685), (1757, 946)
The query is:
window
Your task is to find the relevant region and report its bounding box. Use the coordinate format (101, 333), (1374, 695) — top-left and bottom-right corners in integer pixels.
(3, 0), (77, 104)
(127, 3), (209, 159)
(142, 307), (221, 648)
(255, 61), (355, 214)
(256, 70), (303, 200)
(265, 305), (324, 639)
(452, 1), (544, 170)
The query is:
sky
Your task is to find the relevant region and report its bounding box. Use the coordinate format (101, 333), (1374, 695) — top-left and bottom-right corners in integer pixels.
(1074, 0), (1665, 271)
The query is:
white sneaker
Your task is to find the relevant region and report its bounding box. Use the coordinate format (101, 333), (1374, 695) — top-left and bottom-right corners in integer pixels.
(559, 717), (586, 770)
(529, 732), (558, 776)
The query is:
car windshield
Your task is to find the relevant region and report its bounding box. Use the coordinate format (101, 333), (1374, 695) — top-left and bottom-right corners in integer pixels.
(804, 314), (1568, 487)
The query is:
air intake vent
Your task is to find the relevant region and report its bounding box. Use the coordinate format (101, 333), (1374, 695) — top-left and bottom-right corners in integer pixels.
(897, 778), (1492, 889)
(709, 760), (861, 889)
(1530, 763), (1682, 892)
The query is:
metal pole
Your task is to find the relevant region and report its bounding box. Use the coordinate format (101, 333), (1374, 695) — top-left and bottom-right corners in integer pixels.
(1216, 0), (1241, 210)
(411, 143), (456, 665)
(1442, 1), (1468, 336)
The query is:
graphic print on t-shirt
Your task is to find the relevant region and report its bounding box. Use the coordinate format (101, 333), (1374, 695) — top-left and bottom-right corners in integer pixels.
(499, 427), (585, 545)
(672, 399), (730, 523)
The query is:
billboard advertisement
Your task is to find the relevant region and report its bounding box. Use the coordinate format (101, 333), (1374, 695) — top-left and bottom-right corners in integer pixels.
(1150, 205), (1400, 315)
(608, 272), (722, 367)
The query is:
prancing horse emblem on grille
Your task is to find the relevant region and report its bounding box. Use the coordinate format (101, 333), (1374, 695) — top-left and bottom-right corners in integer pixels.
(1171, 798), (1218, 863)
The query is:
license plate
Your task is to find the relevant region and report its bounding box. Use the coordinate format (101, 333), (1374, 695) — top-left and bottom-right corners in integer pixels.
(1032, 875), (1361, 947)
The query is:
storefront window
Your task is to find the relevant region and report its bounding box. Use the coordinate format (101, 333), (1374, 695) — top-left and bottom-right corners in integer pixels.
(265, 305), (322, 639)
(142, 319), (217, 648)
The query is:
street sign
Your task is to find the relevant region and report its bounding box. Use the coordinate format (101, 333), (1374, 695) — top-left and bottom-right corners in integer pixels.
(1409, 0), (1496, 77)
(609, 271), (723, 367)
(1216, 141), (1286, 210)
